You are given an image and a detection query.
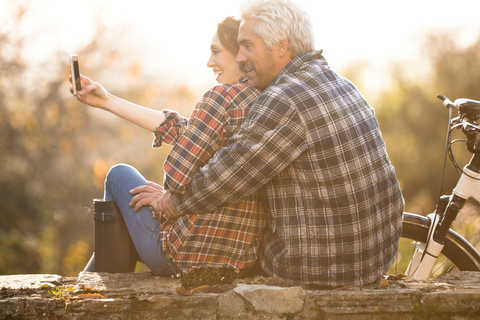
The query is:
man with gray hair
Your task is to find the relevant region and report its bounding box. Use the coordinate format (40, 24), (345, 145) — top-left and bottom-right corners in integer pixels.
(156, 0), (404, 287)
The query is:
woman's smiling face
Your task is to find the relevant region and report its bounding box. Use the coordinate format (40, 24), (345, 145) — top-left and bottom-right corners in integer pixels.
(207, 32), (244, 84)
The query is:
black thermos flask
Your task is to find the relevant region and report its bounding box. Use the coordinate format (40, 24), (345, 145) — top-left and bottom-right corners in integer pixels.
(84, 199), (138, 273)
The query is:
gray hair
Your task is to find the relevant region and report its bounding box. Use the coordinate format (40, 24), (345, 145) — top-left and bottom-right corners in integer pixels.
(239, 0), (315, 58)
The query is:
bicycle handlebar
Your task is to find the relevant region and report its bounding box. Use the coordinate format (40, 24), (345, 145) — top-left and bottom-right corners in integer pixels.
(438, 93), (480, 116)
(437, 94), (457, 110)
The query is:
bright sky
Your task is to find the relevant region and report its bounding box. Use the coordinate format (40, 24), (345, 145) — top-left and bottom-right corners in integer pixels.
(2, 0), (480, 96)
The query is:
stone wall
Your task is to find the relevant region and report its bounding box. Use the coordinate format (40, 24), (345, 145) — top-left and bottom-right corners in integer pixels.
(2, 271), (480, 319)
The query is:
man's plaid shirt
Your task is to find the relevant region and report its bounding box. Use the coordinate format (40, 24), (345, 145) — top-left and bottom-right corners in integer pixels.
(153, 82), (266, 272)
(171, 51), (404, 286)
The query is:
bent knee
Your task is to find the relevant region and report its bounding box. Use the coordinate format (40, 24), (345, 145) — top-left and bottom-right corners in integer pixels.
(105, 163), (137, 184)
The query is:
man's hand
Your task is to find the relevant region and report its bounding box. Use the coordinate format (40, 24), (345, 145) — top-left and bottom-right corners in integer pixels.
(159, 191), (180, 220)
(130, 183), (180, 220)
(129, 181), (166, 212)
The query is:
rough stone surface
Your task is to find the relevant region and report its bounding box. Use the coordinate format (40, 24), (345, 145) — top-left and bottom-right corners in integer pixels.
(218, 289), (251, 318)
(234, 284), (305, 314)
(0, 274), (64, 289)
(2, 271), (480, 319)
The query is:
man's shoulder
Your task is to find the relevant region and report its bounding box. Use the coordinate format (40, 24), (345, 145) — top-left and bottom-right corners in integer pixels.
(255, 52), (340, 107)
(261, 66), (323, 101)
(257, 83), (292, 106)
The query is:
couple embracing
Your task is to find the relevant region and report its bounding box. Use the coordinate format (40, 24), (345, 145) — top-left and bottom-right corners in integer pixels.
(72, 0), (403, 287)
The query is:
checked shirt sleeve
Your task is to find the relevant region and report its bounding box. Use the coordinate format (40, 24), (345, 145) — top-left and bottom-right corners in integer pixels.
(171, 89), (308, 215)
(152, 110), (188, 148)
(163, 85), (246, 194)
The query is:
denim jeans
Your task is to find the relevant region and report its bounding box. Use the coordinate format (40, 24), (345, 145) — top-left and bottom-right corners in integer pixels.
(103, 163), (179, 276)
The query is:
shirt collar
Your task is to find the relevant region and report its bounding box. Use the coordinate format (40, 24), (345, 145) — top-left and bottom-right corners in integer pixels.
(271, 49), (325, 86)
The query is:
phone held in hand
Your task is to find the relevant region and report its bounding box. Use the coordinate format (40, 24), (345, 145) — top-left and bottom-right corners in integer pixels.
(69, 54), (81, 96)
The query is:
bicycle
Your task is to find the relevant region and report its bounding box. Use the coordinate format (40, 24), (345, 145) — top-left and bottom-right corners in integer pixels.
(395, 94), (480, 280)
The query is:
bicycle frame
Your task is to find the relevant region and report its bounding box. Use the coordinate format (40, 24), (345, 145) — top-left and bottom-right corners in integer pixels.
(453, 164), (480, 203)
(405, 212), (444, 279)
(403, 96), (480, 279)
(406, 155), (480, 279)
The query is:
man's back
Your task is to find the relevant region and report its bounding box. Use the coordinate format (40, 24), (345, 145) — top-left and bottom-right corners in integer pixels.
(244, 51), (404, 286)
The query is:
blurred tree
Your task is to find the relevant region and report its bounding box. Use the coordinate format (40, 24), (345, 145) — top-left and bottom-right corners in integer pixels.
(0, 3), (200, 276)
(375, 31), (480, 215)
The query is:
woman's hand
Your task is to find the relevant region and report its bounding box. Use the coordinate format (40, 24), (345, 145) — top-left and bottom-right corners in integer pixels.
(69, 74), (109, 109)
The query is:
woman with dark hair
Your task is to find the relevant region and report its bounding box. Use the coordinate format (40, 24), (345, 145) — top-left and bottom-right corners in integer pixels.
(71, 16), (266, 275)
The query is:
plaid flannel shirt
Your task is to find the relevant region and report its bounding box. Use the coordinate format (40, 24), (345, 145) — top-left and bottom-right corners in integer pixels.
(153, 81), (266, 272)
(170, 51), (404, 286)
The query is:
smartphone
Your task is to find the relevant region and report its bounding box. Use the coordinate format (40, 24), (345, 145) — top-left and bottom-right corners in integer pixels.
(69, 54), (81, 96)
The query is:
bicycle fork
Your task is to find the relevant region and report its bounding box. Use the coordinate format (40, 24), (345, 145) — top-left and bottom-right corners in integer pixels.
(405, 161), (480, 279)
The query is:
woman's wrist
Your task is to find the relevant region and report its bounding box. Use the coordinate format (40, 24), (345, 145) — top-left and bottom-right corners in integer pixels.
(102, 92), (118, 112)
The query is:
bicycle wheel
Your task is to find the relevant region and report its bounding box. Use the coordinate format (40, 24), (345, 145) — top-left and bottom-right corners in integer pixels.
(391, 212), (480, 277)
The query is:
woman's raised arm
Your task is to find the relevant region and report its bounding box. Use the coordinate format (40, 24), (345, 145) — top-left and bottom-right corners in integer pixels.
(70, 74), (165, 132)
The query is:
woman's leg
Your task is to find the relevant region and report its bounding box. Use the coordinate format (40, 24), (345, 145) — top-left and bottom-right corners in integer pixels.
(103, 163), (177, 276)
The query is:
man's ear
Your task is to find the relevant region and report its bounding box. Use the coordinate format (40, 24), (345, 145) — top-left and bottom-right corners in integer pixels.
(276, 40), (291, 58)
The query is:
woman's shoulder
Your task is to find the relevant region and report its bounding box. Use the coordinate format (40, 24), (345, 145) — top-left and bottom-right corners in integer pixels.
(205, 82), (260, 101)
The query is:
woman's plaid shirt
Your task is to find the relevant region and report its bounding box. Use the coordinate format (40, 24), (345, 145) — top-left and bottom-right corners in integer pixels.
(170, 51), (404, 286)
(153, 82), (267, 272)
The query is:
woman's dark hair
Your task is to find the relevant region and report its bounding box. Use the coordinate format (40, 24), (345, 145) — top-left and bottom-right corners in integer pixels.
(217, 16), (241, 56)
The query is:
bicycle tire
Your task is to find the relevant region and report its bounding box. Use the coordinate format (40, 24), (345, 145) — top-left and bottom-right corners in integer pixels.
(400, 212), (480, 273)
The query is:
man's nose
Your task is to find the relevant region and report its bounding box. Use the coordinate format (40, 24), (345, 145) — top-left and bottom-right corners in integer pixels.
(236, 49), (247, 63)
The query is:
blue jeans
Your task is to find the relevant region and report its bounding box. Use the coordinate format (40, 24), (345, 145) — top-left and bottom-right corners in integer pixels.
(103, 163), (179, 276)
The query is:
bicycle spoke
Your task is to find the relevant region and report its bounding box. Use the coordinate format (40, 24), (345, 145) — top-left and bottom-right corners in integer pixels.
(429, 258), (450, 278)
